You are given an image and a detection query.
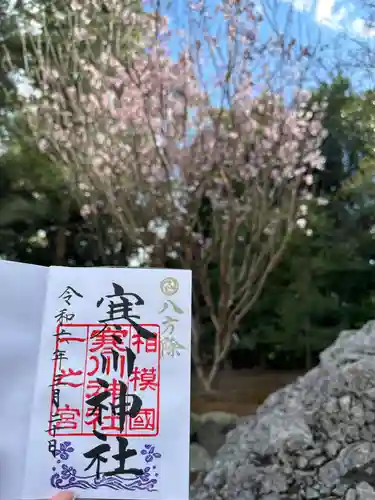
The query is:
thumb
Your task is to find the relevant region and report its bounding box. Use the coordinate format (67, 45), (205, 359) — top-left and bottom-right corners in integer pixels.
(51, 492), (74, 500)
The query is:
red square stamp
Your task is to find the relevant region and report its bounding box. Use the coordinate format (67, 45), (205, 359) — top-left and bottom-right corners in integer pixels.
(49, 323), (160, 438)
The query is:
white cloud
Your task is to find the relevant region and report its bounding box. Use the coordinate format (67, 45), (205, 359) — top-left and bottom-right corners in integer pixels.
(285, 0), (375, 38)
(351, 17), (375, 37)
(315, 0), (345, 26)
(317, 0), (375, 38)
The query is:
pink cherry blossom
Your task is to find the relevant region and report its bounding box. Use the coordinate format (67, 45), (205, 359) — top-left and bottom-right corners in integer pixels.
(15, 0), (328, 390)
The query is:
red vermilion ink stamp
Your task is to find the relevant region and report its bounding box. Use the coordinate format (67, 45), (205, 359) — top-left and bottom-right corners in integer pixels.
(49, 323), (160, 438)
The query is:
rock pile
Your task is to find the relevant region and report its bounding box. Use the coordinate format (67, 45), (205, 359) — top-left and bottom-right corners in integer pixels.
(190, 321), (375, 500)
(190, 412), (239, 473)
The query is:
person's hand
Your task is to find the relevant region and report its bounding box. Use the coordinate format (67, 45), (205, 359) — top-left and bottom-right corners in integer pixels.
(51, 492), (74, 500)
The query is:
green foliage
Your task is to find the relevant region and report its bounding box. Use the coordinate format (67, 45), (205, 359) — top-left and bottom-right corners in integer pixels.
(233, 76), (375, 369)
(0, 0), (139, 267)
(0, 134), (136, 266)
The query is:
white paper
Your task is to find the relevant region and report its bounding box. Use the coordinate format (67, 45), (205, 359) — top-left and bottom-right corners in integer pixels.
(22, 266), (192, 500)
(0, 260), (48, 500)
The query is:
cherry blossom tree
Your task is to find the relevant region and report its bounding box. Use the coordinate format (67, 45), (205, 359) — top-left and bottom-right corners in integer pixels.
(7, 0), (328, 391)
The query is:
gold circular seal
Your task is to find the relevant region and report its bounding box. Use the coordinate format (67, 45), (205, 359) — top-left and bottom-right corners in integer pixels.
(160, 277), (179, 296)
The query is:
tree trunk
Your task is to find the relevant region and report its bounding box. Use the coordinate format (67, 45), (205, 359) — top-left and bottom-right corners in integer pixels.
(54, 196), (70, 265)
(192, 317), (232, 393)
(304, 324), (312, 370)
(194, 360), (217, 393)
(55, 226), (67, 265)
(258, 347), (268, 369)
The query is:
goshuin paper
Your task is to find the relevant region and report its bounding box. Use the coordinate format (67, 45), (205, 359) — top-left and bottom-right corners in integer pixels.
(0, 261), (191, 500)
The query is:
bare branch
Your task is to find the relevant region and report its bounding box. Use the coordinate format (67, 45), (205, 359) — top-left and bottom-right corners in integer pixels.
(4, 0), (328, 391)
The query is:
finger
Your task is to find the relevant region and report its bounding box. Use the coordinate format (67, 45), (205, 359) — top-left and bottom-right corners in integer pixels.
(51, 492), (74, 500)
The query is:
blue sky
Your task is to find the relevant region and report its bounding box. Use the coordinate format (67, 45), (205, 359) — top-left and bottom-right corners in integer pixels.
(285, 0), (373, 38)
(264, 0), (375, 89)
(148, 0), (375, 95)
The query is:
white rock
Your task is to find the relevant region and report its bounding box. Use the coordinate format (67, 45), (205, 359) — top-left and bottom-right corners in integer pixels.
(190, 443), (213, 473)
(356, 481), (375, 499)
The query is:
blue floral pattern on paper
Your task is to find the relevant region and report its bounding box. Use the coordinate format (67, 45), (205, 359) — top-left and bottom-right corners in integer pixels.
(141, 444), (162, 463)
(55, 441), (74, 460)
(50, 442), (161, 491)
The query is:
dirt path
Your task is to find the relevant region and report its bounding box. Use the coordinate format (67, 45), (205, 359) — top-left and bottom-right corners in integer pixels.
(191, 369), (305, 416)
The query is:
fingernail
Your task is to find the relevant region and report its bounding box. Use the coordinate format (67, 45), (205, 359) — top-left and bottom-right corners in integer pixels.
(52, 492), (75, 500)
